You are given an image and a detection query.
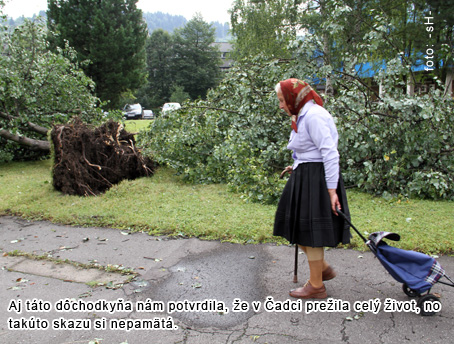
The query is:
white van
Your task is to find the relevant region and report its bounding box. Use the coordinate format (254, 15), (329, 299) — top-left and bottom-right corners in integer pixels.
(162, 102), (181, 115)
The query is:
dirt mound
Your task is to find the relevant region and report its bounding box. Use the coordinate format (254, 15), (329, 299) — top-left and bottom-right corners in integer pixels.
(51, 118), (156, 196)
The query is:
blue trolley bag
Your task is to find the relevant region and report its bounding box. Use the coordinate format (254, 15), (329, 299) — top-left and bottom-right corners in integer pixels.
(336, 208), (454, 316)
(367, 232), (444, 294)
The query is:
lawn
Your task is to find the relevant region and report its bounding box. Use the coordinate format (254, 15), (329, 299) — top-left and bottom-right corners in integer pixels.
(0, 159), (453, 255)
(123, 119), (153, 134)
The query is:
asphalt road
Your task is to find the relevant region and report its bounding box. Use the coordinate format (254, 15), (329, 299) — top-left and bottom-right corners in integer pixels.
(1, 216), (453, 344)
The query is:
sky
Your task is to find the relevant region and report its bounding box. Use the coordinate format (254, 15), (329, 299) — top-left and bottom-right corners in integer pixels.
(2, 0), (235, 23)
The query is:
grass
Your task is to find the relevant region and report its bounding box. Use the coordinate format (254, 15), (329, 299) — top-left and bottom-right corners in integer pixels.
(122, 119), (153, 134)
(0, 159), (453, 255)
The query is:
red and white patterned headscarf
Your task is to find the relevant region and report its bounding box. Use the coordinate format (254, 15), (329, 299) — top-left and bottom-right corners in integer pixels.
(279, 78), (323, 133)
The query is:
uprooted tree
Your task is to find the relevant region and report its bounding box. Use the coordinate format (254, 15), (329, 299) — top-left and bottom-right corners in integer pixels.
(51, 118), (156, 196)
(0, 19), (155, 194)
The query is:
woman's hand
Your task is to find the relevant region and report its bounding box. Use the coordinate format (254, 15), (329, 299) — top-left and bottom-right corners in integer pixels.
(279, 166), (293, 179)
(328, 189), (340, 215)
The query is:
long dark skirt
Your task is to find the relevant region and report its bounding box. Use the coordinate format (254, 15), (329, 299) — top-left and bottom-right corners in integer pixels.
(273, 162), (351, 247)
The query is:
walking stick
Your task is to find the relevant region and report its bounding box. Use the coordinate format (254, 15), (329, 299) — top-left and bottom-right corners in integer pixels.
(293, 244), (298, 283)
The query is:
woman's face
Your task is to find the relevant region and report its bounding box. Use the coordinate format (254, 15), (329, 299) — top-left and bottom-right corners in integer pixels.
(277, 91), (291, 117)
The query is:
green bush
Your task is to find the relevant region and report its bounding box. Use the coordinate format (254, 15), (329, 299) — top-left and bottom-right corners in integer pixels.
(138, 56), (292, 203)
(138, 54), (454, 203)
(333, 58), (454, 200)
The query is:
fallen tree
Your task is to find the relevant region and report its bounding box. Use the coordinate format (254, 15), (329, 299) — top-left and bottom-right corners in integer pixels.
(0, 20), (105, 161)
(51, 118), (156, 196)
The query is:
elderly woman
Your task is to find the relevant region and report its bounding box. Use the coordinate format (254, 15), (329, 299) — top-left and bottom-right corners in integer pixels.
(274, 78), (351, 299)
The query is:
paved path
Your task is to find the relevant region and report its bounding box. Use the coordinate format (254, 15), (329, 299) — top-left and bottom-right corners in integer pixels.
(1, 216), (453, 344)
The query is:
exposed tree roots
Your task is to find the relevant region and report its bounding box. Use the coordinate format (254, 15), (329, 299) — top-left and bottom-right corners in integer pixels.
(51, 118), (156, 196)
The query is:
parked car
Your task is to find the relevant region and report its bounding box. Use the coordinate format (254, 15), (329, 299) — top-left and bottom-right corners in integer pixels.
(162, 102), (181, 115)
(123, 103), (143, 120)
(143, 110), (154, 120)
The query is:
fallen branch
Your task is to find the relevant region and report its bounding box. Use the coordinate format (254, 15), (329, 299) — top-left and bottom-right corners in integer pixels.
(0, 111), (50, 135)
(190, 106), (241, 114)
(0, 128), (50, 151)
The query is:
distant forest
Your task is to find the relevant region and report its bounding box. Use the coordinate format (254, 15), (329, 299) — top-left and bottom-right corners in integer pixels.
(143, 12), (231, 41)
(6, 11), (232, 42)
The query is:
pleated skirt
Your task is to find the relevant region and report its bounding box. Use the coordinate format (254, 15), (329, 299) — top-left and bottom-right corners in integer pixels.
(273, 162), (351, 247)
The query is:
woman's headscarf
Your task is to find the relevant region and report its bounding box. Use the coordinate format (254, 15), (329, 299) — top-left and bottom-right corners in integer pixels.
(279, 78), (323, 133)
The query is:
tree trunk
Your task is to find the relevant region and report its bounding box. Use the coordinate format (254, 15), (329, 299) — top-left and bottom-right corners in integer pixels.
(0, 129), (50, 151)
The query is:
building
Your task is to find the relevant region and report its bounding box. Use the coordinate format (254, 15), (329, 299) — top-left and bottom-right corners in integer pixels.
(212, 42), (233, 72)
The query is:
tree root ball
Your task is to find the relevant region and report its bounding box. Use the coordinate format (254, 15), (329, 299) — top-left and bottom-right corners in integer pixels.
(51, 118), (156, 196)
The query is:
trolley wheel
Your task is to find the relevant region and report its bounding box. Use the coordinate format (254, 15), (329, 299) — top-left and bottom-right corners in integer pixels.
(417, 294), (441, 316)
(402, 283), (419, 297)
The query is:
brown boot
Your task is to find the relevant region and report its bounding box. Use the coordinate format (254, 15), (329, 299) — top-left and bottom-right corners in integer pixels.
(289, 281), (327, 299)
(322, 266), (337, 281)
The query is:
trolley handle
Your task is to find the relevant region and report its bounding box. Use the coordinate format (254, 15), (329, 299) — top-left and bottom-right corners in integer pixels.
(336, 208), (368, 244)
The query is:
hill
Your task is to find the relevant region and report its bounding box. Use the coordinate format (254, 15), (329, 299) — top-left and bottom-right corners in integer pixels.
(5, 11), (231, 41)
